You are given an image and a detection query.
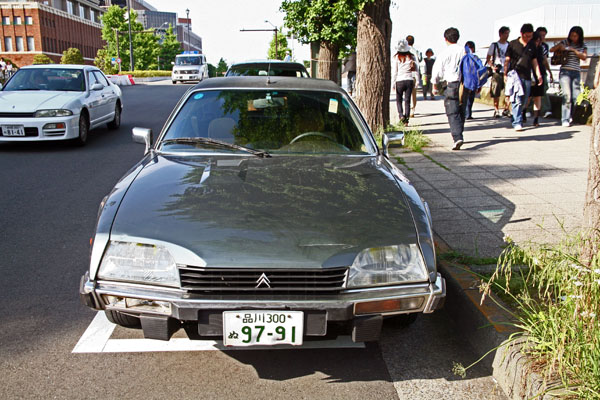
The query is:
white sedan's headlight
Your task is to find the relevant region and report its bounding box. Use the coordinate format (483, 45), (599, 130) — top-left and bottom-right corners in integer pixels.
(347, 244), (428, 288)
(98, 241), (179, 287)
(34, 109), (73, 117)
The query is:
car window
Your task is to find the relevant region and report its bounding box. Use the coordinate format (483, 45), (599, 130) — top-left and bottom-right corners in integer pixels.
(227, 65), (309, 78)
(88, 71), (101, 87)
(175, 56), (201, 65)
(161, 89), (374, 155)
(93, 71), (109, 86)
(3, 68), (85, 92)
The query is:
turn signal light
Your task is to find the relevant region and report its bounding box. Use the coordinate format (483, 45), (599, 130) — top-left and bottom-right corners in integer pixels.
(354, 297), (425, 315)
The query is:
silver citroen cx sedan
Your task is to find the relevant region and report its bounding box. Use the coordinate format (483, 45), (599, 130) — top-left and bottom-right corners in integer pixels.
(80, 76), (445, 347)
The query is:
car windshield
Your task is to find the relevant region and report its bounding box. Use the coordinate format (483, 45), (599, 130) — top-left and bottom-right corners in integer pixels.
(160, 89), (374, 155)
(227, 64), (309, 78)
(175, 56), (201, 65)
(3, 68), (85, 92)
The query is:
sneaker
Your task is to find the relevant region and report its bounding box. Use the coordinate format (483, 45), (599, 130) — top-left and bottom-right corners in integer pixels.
(466, 116), (473, 120)
(522, 113), (527, 123)
(562, 121), (571, 127)
(493, 110), (499, 118)
(452, 139), (463, 150)
(514, 124), (523, 131)
(533, 117), (539, 127)
(543, 111), (553, 118)
(502, 109), (510, 117)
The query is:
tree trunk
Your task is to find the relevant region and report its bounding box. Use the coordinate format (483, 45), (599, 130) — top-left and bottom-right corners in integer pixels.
(355, 0), (391, 133)
(583, 87), (600, 262)
(317, 41), (339, 84)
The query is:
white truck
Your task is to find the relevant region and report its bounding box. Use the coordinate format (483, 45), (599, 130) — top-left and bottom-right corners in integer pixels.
(171, 51), (208, 84)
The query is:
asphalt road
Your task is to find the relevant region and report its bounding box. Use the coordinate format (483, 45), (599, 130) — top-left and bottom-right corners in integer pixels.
(0, 82), (506, 400)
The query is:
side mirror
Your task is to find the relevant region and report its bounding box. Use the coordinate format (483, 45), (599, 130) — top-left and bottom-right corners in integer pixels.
(132, 127), (153, 154)
(91, 83), (103, 91)
(382, 131), (405, 158)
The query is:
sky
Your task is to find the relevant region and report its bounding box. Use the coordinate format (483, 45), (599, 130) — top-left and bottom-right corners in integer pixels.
(146, 0), (599, 66)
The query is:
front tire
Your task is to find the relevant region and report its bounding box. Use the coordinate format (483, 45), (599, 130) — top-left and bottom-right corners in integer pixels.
(107, 103), (121, 130)
(105, 310), (141, 329)
(172, 80), (177, 84)
(74, 112), (89, 146)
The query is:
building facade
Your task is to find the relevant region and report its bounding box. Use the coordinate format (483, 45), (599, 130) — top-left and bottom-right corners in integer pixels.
(176, 17), (201, 53)
(0, 0), (104, 66)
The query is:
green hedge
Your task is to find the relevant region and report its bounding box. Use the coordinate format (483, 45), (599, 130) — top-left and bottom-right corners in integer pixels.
(119, 70), (171, 78)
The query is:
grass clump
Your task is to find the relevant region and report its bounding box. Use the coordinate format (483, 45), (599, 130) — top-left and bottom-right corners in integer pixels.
(481, 233), (600, 398)
(385, 121), (431, 153)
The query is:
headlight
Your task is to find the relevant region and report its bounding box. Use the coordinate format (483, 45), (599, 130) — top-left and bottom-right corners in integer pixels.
(34, 109), (73, 117)
(347, 244), (428, 288)
(97, 241), (179, 287)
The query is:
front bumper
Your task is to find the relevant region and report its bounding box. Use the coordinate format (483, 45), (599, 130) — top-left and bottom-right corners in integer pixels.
(171, 73), (202, 82)
(80, 273), (446, 342)
(0, 115), (79, 141)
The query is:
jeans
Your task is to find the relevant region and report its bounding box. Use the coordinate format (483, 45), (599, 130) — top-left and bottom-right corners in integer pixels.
(511, 78), (531, 127)
(395, 80), (414, 120)
(541, 79), (551, 114)
(444, 81), (464, 142)
(559, 69), (580, 124)
(422, 74), (432, 99)
(463, 88), (475, 119)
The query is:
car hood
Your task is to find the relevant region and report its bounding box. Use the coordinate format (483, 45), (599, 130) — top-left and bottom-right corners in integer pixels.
(0, 91), (81, 112)
(111, 155), (418, 269)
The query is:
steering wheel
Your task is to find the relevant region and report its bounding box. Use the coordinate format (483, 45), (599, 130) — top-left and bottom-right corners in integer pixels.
(289, 131), (336, 144)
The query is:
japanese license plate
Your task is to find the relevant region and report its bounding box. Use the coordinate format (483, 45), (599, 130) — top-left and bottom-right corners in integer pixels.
(1, 125), (25, 136)
(223, 311), (303, 347)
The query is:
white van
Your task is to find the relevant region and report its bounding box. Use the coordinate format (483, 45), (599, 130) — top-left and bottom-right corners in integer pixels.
(171, 51), (208, 84)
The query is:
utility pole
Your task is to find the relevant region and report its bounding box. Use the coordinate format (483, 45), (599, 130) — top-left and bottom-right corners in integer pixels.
(127, 0), (134, 71)
(113, 28), (121, 73)
(265, 20), (277, 59)
(186, 8), (190, 52)
(240, 26), (278, 59)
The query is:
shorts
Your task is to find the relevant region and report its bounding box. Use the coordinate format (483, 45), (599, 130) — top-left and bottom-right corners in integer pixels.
(490, 72), (504, 98)
(530, 78), (546, 97)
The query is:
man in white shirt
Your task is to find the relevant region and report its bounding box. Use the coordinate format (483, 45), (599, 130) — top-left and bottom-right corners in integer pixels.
(486, 26), (510, 118)
(432, 27), (465, 150)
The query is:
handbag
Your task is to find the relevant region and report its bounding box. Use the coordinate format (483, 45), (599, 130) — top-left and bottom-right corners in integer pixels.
(551, 50), (568, 66)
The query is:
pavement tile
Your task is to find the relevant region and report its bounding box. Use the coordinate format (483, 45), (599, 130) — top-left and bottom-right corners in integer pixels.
(423, 179), (474, 189)
(423, 196), (458, 209)
(451, 196), (505, 208)
(434, 218), (490, 234)
(439, 232), (506, 258)
(430, 207), (471, 221)
(442, 187), (489, 198)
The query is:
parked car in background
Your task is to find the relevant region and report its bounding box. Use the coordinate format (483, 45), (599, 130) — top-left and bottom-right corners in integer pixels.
(80, 77), (445, 347)
(225, 60), (310, 78)
(0, 64), (122, 145)
(172, 51), (209, 84)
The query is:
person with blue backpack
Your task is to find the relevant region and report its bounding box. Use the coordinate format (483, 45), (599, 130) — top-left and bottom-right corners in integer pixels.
(461, 41), (487, 120)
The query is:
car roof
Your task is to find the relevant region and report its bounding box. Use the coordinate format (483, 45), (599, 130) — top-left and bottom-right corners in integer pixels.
(230, 60), (306, 67)
(192, 77), (344, 93)
(21, 64), (97, 70)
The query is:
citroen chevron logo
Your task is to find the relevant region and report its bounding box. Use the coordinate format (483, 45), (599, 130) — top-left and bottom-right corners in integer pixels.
(255, 273), (271, 288)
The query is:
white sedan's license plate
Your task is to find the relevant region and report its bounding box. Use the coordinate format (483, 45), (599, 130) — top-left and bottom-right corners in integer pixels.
(223, 311), (303, 347)
(2, 125), (25, 136)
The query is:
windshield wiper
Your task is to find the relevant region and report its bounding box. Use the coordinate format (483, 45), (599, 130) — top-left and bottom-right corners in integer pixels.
(160, 137), (271, 158)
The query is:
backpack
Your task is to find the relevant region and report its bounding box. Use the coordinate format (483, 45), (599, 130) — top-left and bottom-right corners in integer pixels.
(460, 46), (489, 91)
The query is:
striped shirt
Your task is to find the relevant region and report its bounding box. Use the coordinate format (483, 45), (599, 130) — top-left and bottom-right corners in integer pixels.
(559, 39), (587, 72)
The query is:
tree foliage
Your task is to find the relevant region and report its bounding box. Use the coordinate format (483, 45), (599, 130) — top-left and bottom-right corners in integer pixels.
(61, 48), (84, 64)
(267, 28), (290, 60)
(33, 54), (53, 64)
(207, 63), (217, 77)
(158, 25), (181, 70)
(216, 58), (228, 76)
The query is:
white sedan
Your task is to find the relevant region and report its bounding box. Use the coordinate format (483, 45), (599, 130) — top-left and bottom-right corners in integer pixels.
(0, 64), (122, 145)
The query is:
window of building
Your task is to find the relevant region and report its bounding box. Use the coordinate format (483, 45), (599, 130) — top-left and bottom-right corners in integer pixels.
(14, 16), (22, 25)
(27, 36), (34, 51)
(15, 36), (24, 52)
(25, 16), (33, 25)
(2, 16), (10, 25)
(79, 5), (85, 19)
(67, 1), (74, 15)
(90, 10), (95, 23)
(4, 37), (13, 52)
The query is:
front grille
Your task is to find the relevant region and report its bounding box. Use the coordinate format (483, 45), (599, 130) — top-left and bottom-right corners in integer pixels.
(178, 70), (195, 75)
(179, 266), (348, 295)
(0, 112), (35, 118)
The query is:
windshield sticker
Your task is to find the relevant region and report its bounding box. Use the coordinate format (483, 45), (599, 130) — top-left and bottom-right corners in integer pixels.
(328, 98), (339, 114)
(193, 93), (204, 100)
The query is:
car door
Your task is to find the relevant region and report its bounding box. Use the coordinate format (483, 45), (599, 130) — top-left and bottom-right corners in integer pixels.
(86, 70), (105, 126)
(93, 71), (118, 120)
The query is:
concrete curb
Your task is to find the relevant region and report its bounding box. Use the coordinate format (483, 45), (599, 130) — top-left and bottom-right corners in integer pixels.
(434, 234), (560, 399)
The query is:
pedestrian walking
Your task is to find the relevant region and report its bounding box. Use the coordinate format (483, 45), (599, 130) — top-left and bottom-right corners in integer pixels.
(527, 32), (546, 127)
(504, 23), (543, 131)
(6, 61), (13, 79)
(486, 26), (511, 118)
(550, 26), (587, 127)
(392, 39), (417, 124)
(343, 52), (356, 96)
(422, 49), (435, 100)
(536, 27), (554, 118)
(463, 41), (480, 120)
(406, 35), (422, 117)
(432, 27), (466, 150)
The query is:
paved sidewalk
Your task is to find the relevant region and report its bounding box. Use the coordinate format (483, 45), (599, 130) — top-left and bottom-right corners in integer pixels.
(389, 96), (590, 259)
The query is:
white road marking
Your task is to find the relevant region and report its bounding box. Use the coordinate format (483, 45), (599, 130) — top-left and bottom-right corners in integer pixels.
(73, 311), (365, 353)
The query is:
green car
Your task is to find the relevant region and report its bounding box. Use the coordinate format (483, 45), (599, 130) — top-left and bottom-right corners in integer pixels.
(80, 77), (445, 347)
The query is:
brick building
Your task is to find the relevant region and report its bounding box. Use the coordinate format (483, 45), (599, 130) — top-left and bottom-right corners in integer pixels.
(0, 0), (104, 67)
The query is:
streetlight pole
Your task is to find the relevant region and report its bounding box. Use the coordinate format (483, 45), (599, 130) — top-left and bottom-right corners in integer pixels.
(127, 0), (134, 71)
(264, 20), (277, 59)
(186, 8), (190, 52)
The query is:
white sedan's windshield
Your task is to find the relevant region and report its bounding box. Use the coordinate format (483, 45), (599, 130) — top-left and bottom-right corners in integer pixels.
(161, 89), (374, 155)
(175, 57), (201, 65)
(3, 68), (85, 92)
